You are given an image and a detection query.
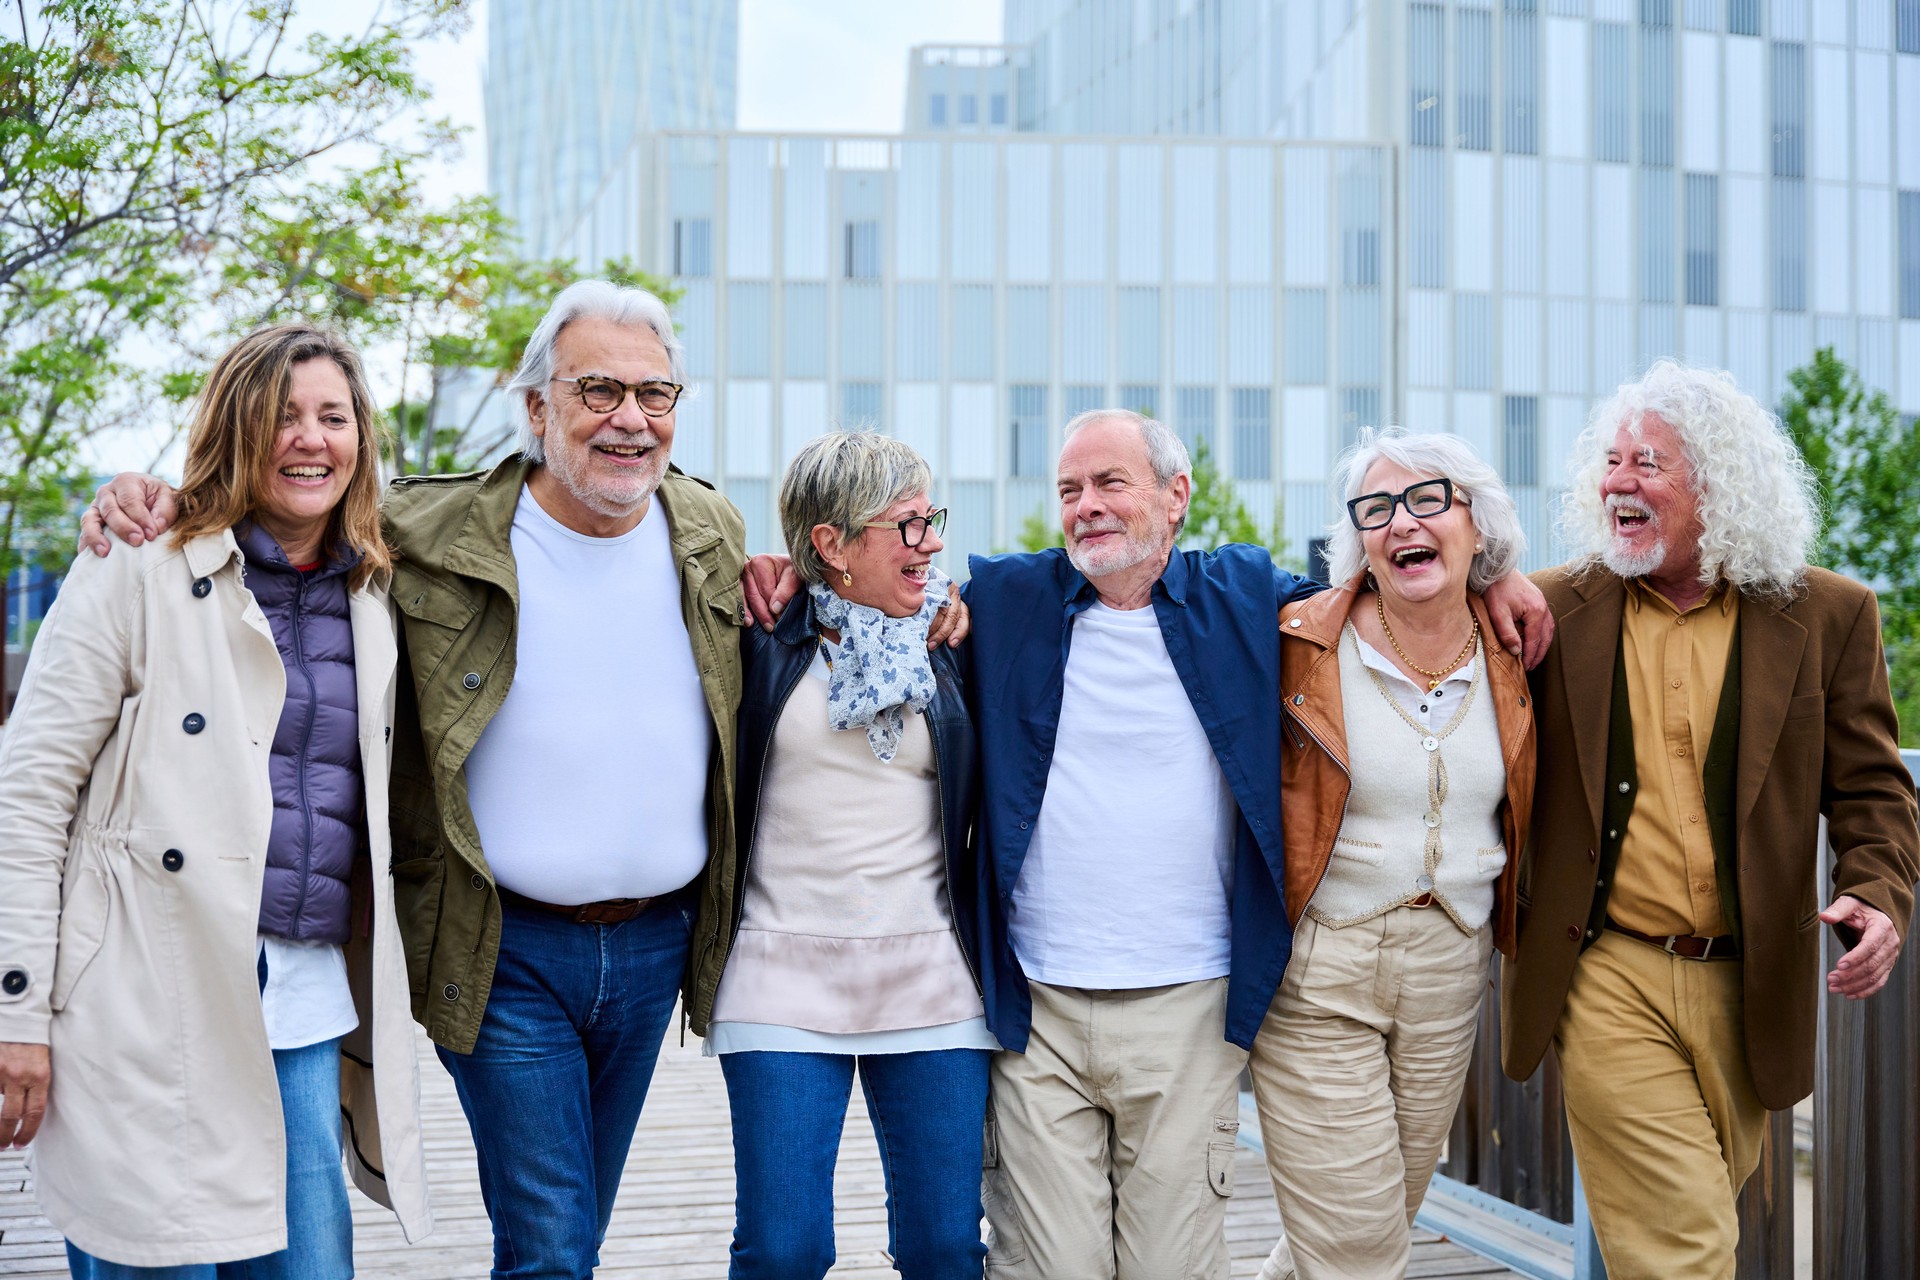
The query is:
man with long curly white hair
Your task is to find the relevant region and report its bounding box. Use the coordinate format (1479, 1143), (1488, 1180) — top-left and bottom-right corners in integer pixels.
(1500, 359), (1919, 1278)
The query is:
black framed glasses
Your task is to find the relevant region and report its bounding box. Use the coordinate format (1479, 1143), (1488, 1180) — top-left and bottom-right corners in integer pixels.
(552, 375), (684, 416)
(861, 507), (948, 548)
(1346, 477), (1457, 530)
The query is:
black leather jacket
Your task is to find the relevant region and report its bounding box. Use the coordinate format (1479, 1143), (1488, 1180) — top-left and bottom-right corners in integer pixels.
(726, 594), (984, 992)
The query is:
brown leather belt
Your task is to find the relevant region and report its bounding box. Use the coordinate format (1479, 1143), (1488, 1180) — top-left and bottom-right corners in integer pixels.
(499, 887), (660, 925)
(1605, 919), (1740, 960)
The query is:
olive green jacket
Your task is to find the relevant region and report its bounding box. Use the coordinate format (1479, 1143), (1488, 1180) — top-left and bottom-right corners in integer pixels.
(381, 456), (746, 1053)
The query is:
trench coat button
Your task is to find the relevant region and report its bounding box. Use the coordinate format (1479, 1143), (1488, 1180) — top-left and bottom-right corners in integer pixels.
(1566, 925), (1580, 940)
(182, 713), (205, 735)
(1, 970), (25, 996)
(191, 577), (212, 599)
(463, 672), (482, 690)
(443, 983), (461, 1002)
(471, 873), (486, 891)
(162, 849), (184, 872)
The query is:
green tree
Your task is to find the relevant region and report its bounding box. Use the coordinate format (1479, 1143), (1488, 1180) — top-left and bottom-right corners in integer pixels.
(1018, 436), (1290, 564)
(0, 0), (469, 715)
(1778, 348), (1920, 745)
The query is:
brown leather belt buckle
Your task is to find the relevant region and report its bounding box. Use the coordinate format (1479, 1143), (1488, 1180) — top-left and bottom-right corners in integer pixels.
(1605, 919), (1739, 960)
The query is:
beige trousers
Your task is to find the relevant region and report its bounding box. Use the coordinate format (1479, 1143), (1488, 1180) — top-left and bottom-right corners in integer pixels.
(1248, 907), (1493, 1280)
(982, 977), (1248, 1280)
(1554, 928), (1768, 1280)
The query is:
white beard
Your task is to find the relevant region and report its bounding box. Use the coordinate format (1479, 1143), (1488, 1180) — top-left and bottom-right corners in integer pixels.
(1067, 524), (1159, 578)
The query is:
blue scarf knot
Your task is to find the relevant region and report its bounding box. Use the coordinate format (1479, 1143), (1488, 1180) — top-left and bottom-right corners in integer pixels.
(808, 568), (951, 763)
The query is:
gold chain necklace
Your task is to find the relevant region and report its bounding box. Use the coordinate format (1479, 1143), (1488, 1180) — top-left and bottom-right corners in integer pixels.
(1376, 593), (1479, 692)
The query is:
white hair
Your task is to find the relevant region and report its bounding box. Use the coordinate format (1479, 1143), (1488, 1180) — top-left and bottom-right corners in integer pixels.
(1061, 408), (1193, 534)
(1326, 427), (1526, 594)
(1558, 359), (1817, 602)
(505, 280), (687, 462)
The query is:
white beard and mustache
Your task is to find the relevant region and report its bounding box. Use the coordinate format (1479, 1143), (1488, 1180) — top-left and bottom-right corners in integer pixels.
(1600, 491), (1670, 578)
(1066, 517), (1160, 578)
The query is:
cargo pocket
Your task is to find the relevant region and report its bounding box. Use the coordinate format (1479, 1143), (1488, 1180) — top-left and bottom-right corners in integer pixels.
(1207, 1114), (1239, 1198)
(980, 1097), (1030, 1265)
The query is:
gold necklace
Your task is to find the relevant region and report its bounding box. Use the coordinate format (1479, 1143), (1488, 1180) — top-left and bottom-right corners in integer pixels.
(1376, 593), (1479, 692)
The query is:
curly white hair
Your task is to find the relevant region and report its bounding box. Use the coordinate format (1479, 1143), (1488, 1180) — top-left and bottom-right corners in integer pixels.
(1559, 360), (1818, 603)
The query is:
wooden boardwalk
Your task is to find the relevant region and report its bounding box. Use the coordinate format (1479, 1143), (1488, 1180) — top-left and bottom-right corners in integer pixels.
(1, 1028), (1518, 1278)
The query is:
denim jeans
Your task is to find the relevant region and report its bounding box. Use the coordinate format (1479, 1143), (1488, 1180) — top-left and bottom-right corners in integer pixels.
(436, 892), (692, 1280)
(65, 1037), (351, 1280)
(720, 1048), (991, 1280)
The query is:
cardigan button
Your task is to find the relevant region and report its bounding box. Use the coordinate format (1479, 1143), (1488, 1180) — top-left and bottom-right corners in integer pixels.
(162, 849), (184, 872)
(463, 672), (482, 690)
(1415, 874), (1434, 891)
(182, 713), (205, 735)
(443, 983), (461, 1002)
(191, 577), (212, 599)
(1, 969), (26, 996)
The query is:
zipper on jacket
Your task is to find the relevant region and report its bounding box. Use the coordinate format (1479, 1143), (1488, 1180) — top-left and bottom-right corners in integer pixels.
(1286, 705), (1352, 906)
(289, 568), (319, 938)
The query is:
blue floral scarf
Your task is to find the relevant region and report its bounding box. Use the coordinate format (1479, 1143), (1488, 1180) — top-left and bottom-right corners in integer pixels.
(808, 567), (951, 763)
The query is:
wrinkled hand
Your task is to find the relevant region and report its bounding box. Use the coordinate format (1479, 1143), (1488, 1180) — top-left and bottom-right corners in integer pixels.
(927, 592), (970, 649)
(1481, 571), (1556, 669)
(78, 473), (177, 558)
(1822, 896), (1903, 999)
(741, 555), (799, 631)
(0, 1042), (50, 1149)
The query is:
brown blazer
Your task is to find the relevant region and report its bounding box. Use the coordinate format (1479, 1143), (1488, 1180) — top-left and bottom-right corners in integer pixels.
(1278, 577), (1537, 957)
(1500, 565), (1920, 1109)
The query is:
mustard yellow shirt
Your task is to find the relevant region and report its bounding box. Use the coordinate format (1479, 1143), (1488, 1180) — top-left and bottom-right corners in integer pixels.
(1609, 580), (1740, 938)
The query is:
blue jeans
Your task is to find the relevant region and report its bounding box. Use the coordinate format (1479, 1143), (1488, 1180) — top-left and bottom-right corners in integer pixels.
(720, 1048), (991, 1280)
(65, 1037), (351, 1280)
(436, 893), (692, 1280)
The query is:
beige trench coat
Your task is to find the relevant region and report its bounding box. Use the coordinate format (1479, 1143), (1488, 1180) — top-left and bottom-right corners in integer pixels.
(0, 529), (431, 1265)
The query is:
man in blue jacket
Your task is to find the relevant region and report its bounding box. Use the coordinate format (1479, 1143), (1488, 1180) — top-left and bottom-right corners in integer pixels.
(963, 409), (1548, 1279)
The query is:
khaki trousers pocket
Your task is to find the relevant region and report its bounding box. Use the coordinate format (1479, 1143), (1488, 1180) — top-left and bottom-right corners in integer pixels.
(982, 1097), (1030, 1266)
(1207, 1140), (1236, 1197)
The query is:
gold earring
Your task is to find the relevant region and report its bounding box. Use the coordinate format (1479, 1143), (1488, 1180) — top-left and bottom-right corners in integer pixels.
(842, 570), (853, 587)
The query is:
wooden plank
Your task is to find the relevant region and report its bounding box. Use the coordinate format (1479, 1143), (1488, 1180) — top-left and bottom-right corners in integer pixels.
(1, 1024), (1525, 1278)
(1733, 1108), (1794, 1278)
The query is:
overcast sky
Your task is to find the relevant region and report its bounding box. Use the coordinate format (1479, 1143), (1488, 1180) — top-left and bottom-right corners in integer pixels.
(410, 0), (1004, 193)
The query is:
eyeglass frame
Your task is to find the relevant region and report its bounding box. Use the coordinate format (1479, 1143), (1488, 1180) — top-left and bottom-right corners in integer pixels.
(550, 375), (685, 417)
(1345, 477), (1464, 531)
(858, 507), (948, 548)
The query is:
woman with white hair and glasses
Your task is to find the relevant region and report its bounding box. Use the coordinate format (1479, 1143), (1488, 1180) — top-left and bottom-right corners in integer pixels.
(704, 431), (995, 1278)
(1250, 428), (1537, 1280)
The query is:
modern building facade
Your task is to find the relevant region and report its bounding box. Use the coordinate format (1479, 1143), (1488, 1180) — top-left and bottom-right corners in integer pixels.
(494, 0), (1920, 569)
(486, 0), (740, 259)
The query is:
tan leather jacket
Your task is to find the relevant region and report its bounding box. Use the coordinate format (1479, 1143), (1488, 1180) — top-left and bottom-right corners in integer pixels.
(1278, 575), (1536, 956)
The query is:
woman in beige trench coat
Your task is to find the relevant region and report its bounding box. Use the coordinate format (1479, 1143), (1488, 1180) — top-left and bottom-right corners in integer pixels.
(0, 325), (431, 1274)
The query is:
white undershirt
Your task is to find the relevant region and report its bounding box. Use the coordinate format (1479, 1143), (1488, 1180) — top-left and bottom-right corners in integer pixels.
(257, 934), (357, 1051)
(1010, 600), (1236, 988)
(464, 486), (712, 903)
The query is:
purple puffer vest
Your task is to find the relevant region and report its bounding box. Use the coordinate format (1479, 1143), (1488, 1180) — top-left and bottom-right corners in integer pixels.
(237, 522), (364, 944)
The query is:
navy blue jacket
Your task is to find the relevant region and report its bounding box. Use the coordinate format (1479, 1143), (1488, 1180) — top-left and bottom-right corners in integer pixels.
(962, 546), (1319, 1052)
(237, 522), (363, 944)
(728, 595), (985, 988)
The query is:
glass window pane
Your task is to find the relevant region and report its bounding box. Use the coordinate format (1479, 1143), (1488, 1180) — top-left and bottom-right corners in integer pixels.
(1284, 288), (1328, 385)
(840, 382), (882, 431)
(1506, 12), (1540, 155)
(929, 94), (947, 126)
(843, 220), (881, 279)
(1411, 5), (1446, 146)
(1901, 190), (1920, 319)
(1339, 150), (1384, 288)
(1010, 385), (1049, 478)
(1594, 23), (1631, 162)
(1774, 177), (1807, 311)
(1120, 384), (1161, 416)
(1458, 11), (1494, 150)
(1773, 43), (1805, 178)
(896, 142), (942, 279)
(1063, 286), (1109, 382)
(895, 283), (938, 381)
(1006, 286), (1051, 382)
(785, 283), (826, 378)
(1118, 286), (1162, 381)
(728, 283), (771, 377)
(1641, 26), (1674, 167)
(1685, 174), (1719, 306)
(1409, 152), (1446, 288)
(840, 283), (882, 379)
(1900, 0), (1920, 53)
(1642, 168), (1677, 302)
(1065, 385), (1106, 422)
(1176, 386), (1217, 459)
(1340, 386), (1382, 455)
(1729, 0), (1760, 36)
(1455, 293), (1494, 389)
(1232, 388), (1273, 481)
(952, 285), (994, 381)
(951, 143), (997, 279)
(1503, 395), (1540, 485)
(673, 218), (712, 277)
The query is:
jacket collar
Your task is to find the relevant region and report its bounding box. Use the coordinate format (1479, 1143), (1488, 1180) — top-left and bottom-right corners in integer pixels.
(1060, 543), (1189, 610)
(182, 528), (244, 580)
(772, 589), (823, 646)
(1283, 571), (1368, 648)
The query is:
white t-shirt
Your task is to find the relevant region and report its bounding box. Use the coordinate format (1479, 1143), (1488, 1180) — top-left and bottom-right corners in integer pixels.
(1009, 600), (1236, 988)
(464, 486), (712, 903)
